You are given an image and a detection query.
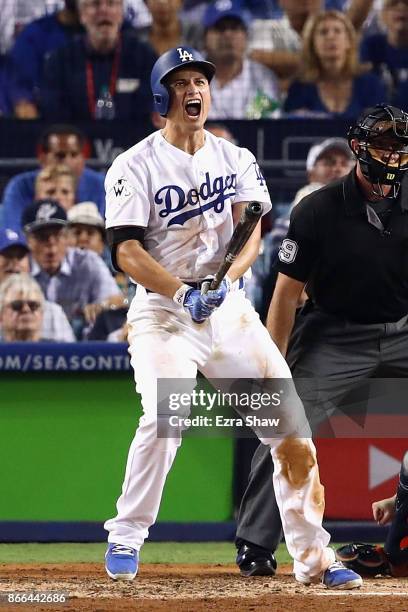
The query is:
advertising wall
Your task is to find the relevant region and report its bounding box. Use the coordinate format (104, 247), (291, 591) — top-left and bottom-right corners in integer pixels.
(0, 344), (233, 533)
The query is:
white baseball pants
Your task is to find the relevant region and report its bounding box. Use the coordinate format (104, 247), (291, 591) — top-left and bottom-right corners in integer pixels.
(104, 288), (335, 579)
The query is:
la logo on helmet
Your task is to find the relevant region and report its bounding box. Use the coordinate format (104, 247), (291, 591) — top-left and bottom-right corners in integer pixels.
(177, 47), (193, 62)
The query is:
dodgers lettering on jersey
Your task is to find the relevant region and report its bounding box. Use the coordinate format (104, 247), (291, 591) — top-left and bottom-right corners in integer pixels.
(154, 171), (237, 226)
(105, 130), (271, 280)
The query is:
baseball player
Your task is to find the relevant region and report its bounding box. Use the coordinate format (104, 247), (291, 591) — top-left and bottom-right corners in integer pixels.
(235, 104), (408, 577)
(103, 45), (361, 589)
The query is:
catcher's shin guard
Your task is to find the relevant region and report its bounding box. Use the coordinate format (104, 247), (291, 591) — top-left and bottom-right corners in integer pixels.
(385, 451), (408, 566)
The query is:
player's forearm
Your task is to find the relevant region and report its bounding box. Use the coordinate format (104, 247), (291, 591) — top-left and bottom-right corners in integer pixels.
(117, 240), (182, 298)
(227, 222), (261, 282)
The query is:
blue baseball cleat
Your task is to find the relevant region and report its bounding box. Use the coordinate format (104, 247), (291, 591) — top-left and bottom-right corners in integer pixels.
(322, 561), (363, 589)
(105, 543), (139, 580)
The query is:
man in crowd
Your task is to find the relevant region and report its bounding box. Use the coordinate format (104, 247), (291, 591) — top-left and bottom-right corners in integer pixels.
(22, 200), (123, 338)
(204, 1), (281, 119)
(7, 0), (82, 119)
(1, 124), (105, 230)
(41, 0), (156, 120)
(294, 136), (356, 204)
(0, 227), (74, 341)
(0, 274), (48, 342)
(67, 201), (106, 256)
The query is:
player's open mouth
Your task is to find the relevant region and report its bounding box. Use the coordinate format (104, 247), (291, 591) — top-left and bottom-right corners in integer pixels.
(185, 99), (201, 117)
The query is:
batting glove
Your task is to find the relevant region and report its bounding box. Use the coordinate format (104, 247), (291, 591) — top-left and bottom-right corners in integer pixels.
(200, 276), (232, 308)
(173, 284), (215, 324)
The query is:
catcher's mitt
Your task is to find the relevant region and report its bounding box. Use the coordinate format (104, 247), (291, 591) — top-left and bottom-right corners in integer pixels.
(336, 542), (390, 577)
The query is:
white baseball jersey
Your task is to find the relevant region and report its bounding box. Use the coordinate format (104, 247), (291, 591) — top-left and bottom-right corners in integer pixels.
(105, 130), (271, 281)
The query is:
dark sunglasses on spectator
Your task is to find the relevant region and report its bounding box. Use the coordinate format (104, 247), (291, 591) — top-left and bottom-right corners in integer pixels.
(7, 300), (41, 313)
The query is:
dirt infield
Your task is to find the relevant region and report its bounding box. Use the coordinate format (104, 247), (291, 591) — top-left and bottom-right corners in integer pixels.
(1, 563), (408, 612)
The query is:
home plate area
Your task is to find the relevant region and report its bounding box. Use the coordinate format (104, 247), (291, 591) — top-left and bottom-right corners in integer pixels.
(1, 563), (408, 611)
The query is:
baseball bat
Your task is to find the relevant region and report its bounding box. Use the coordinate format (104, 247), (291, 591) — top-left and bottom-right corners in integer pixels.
(208, 201), (263, 291)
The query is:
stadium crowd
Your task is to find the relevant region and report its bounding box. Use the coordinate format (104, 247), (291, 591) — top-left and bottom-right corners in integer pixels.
(0, 0), (407, 342)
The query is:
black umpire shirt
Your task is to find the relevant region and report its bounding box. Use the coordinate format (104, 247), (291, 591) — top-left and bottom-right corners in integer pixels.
(277, 169), (408, 324)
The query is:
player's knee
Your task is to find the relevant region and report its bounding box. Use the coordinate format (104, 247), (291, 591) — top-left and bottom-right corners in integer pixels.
(275, 437), (316, 488)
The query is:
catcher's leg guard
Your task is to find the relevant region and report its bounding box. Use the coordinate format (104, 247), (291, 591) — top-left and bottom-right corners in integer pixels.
(385, 451), (408, 567)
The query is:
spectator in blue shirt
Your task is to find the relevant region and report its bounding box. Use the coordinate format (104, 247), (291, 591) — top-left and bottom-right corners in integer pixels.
(7, 0), (83, 119)
(0, 227), (75, 342)
(284, 10), (387, 118)
(40, 0), (156, 120)
(360, 0), (408, 107)
(22, 200), (123, 339)
(1, 124), (106, 231)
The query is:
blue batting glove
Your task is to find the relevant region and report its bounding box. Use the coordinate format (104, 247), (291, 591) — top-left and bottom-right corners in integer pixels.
(200, 277), (232, 308)
(183, 288), (215, 323)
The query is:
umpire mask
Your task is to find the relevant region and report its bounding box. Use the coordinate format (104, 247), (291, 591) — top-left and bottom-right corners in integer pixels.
(348, 105), (408, 198)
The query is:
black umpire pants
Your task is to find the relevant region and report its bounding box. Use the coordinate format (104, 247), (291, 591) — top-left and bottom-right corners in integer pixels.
(236, 305), (408, 551)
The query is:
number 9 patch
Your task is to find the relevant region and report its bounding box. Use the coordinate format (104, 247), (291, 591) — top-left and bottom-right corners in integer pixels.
(278, 238), (298, 263)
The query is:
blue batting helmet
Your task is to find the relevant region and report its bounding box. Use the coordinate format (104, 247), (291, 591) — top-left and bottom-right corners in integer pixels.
(151, 46), (216, 117)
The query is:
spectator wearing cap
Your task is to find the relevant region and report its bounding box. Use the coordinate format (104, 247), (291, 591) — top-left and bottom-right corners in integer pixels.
(40, 0), (156, 120)
(360, 0), (408, 107)
(67, 201), (106, 255)
(67, 201), (134, 341)
(0, 227), (75, 342)
(246, 136), (355, 320)
(1, 124), (105, 232)
(67, 200), (114, 272)
(204, 0), (281, 119)
(294, 137), (355, 204)
(22, 200), (123, 339)
(0, 274), (48, 342)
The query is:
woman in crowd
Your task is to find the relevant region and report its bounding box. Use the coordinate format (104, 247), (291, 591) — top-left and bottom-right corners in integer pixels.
(284, 10), (387, 118)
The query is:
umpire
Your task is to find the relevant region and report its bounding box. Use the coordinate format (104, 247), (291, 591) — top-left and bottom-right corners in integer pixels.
(236, 104), (408, 576)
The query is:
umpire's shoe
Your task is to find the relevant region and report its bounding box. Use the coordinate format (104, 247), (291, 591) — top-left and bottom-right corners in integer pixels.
(236, 540), (277, 577)
(105, 543), (138, 580)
